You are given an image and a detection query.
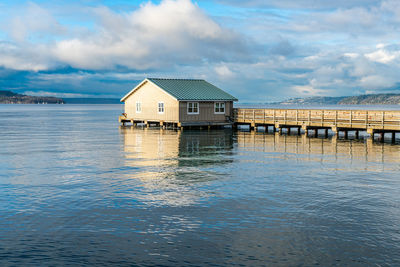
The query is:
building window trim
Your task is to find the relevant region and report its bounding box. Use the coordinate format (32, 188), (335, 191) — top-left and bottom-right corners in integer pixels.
(136, 102), (141, 113)
(214, 102), (225, 114)
(158, 102), (164, 114)
(187, 102), (199, 115)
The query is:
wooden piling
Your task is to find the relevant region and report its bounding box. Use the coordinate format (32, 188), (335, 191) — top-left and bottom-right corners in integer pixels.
(233, 108), (400, 140)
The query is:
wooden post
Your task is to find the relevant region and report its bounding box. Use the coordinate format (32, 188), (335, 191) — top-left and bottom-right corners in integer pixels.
(263, 109), (266, 124)
(344, 130), (348, 139)
(302, 125), (308, 135)
(284, 110), (287, 124)
(321, 110), (324, 125)
(355, 130), (359, 139)
(367, 128), (374, 137)
(391, 132), (396, 143)
(251, 122), (255, 131)
(325, 128), (328, 137)
(350, 110), (353, 127)
(335, 110), (338, 126)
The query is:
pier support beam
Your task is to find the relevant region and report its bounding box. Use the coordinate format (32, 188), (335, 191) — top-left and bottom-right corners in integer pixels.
(367, 128), (375, 137)
(392, 132), (396, 143)
(344, 130), (349, 139)
(355, 130), (359, 139)
(302, 125), (308, 136)
(331, 126), (337, 135)
(380, 132), (384, 141)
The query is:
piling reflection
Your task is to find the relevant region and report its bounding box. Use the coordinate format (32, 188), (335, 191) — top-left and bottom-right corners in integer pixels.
(236, 131), (400, 170)
(119, 127), (234, 206)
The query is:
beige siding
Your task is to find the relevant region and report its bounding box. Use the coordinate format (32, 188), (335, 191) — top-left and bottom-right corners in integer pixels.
(124, 81), (179, 122)
(179, 101), (233, 122)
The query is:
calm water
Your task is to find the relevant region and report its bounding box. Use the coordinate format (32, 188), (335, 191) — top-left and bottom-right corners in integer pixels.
(1, 104), (400, 266)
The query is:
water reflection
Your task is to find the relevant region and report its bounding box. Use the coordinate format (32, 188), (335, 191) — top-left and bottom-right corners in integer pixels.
(119, 127), (234, 206)
(236, 131), (400, 170)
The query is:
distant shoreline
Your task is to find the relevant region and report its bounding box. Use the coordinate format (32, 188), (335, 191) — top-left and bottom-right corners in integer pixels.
(273, 93), (400, 105)
(0, 90), (121, 104)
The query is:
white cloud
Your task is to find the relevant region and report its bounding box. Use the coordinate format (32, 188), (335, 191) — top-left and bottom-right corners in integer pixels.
(0, 42), (54, 71)
(292, 84), (327, 96)
(365, 44), (400, 64)
(359, 75), (397, 89)
(9, 2), (66, 42)
(52, 0), (246, 70)
(0, 0), (247, 71)
(2, 0), (400, 100)
(215, 65), (234, 79)
(23, 91), (92, 98)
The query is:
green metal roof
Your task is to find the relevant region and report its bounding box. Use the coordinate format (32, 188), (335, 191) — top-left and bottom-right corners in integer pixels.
(147, 78), (238, 101)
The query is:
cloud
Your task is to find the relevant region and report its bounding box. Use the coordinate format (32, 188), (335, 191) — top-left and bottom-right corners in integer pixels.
(9, 2), (66, 42)
(23, 91), (97, 98)
(365, 44), (400, 64)
(0, 0), (249, 72)
(215, 0), (380, 10)
(1, 0), (400, 100)
(0, 42), (55, 71)
(51, 0), (249, 70)
(215, 65), (234, 79)
(292, 84), (327, 96)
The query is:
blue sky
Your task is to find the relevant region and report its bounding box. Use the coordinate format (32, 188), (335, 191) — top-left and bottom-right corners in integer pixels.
(1, 0), (400, 101)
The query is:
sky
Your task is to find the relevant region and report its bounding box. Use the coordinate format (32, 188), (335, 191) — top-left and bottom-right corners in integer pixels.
(0, 0), (400, 102)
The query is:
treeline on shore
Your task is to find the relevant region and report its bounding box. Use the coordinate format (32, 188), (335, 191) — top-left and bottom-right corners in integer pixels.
(0, 90), (122, 104)
(277, 94), (400, 105)
(0, 90), (64, 104)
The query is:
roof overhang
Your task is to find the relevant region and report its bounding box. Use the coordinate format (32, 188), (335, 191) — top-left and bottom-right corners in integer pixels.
(178, 99), (238, 102)
(120, 78), (238, 102)
(120, 79), (149, 102)
(120, 78), (179, 102)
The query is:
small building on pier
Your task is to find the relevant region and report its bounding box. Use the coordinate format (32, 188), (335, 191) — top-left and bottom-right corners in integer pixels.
(120, 78), (238, 128)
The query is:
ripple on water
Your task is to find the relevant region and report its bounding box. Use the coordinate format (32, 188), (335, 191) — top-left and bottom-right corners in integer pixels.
(0, 105), (400, 266)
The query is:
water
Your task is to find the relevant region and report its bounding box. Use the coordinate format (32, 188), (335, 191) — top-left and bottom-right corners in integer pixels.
(1, 104), (400, 266)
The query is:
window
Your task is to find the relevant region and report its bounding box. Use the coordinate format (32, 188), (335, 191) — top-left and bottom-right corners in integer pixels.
(136, 102), (141, 113)
(187, 102), (199, 114)
(214, 102), (225, 114)
(158, 102), (164, 114)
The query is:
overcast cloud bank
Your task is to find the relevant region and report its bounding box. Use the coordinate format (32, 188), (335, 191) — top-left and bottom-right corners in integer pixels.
(0, 0), (400, 101)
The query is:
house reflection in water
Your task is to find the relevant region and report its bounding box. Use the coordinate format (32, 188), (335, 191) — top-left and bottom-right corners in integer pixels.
(119, 127), (234, 206)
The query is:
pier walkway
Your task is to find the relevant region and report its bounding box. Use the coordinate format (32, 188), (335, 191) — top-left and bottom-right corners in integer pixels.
(234, 108), (400, 140)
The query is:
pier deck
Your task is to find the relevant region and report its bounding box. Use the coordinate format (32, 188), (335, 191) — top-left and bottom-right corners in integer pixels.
(234, 108), (400, 137)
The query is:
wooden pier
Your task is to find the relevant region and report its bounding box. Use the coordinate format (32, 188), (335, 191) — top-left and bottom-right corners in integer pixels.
(234, 108), (400, 141)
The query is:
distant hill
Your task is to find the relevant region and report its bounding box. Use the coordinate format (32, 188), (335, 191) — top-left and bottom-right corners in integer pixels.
(277, 94), (400, 105)
(0, 90), (64, 104)
(63, 98), (121, 104)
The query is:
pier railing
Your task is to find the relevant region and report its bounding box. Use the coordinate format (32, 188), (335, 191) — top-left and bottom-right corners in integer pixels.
(233, 108), (400, 131)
